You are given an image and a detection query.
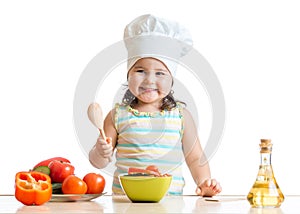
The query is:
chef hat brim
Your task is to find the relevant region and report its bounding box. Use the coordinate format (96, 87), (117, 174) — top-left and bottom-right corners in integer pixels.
(127, 55), (178, 77)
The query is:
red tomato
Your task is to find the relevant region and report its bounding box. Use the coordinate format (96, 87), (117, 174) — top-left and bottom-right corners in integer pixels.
(128, 167), (150, 174)
(128, 166), (160, 176)
(83, 173), (105, 194)
(48, 160), (75, 183)
(146, 165), (160, 173)
(62, 175), (87, 194)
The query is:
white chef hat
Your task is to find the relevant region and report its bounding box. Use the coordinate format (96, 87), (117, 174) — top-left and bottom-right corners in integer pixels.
(124, 14), (193, 77)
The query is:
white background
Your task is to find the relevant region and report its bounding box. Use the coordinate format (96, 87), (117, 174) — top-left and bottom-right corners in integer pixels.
(1, 0), (300, 196)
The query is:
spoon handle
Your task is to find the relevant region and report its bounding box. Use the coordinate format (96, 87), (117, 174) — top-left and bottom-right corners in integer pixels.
(99, 128), (106, 140)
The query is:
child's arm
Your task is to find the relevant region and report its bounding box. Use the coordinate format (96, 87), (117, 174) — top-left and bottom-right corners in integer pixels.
(89, 110), (117, 169)
(181, 108), (222, 196)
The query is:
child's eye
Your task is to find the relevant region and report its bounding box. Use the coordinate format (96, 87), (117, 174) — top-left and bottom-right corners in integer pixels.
(136, 70), (145, 73)
(156, 71), (166, 76)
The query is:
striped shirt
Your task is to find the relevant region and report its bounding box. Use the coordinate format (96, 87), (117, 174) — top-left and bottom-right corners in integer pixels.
(112, 103), (185, 195)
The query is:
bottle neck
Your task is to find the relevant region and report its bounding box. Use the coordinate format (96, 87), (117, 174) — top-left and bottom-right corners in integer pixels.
(260, 152), (272, 165)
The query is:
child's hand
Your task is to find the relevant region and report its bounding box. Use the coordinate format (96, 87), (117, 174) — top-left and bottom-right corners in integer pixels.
(95, 137), (113, 160)
(195, 179), (222, 197)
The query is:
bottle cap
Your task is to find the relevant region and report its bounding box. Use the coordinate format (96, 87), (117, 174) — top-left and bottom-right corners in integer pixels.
(260, 139), (273, 153)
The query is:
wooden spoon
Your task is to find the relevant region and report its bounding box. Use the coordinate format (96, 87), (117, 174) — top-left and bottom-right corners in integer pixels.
(87, 102), (106, 140)
(87, 102), (112, 162)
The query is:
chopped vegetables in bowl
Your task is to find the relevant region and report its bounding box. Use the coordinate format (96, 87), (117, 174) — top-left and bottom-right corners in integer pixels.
(119, 166), (172, 202)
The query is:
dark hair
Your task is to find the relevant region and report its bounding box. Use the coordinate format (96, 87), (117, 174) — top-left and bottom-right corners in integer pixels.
(121, 89), (186, 111)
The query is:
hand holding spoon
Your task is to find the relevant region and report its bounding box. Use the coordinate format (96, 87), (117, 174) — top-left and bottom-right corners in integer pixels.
(87, 102), (112, 162)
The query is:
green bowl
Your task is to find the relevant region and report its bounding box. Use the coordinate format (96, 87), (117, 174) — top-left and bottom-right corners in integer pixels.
(119, 176), (172, 202)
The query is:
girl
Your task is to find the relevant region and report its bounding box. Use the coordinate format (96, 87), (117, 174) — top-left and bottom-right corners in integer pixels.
(89, 14), (222, 196)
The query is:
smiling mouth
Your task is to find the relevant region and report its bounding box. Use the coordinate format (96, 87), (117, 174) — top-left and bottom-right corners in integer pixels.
(140, 87), (158, 93)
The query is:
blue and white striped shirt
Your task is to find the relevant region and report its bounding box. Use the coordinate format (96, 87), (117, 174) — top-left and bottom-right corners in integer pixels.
(112, 103), (185, 195)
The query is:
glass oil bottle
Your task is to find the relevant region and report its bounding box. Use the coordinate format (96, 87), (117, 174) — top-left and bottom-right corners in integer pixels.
(247, 139), (284, 208)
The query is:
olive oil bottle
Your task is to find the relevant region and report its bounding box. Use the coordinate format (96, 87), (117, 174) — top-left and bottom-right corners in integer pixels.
(247, 139), (284, 208)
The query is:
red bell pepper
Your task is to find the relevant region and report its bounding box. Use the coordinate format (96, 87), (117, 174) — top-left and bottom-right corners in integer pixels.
(15, 171), (52, 205)
(33, 157), (70, 169)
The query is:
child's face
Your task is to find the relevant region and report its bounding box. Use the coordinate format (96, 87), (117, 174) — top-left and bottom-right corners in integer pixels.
(127, 57), (173, 106)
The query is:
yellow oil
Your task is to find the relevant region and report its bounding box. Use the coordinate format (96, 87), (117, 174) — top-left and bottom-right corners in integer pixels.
(247, 166), (284, 208)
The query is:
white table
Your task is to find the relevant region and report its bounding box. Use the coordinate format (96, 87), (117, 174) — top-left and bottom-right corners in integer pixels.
(1, 194), (299, 213)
